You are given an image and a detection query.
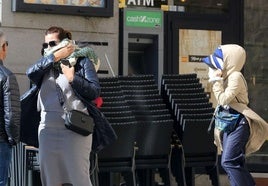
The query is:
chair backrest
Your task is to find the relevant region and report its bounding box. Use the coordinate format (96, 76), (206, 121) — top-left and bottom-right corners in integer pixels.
(177, 107), (214, 123)
(180, 113), (213, 126)
(182, 119), (216, 156)
(99, 75), (173, 161)
(118, 75), (173, 158)
(167, 87), (205, 96)
(174, 102), (213, 116)
(97, 122), (138, 160)
(135, 120), (173, 157)
(171, 97), (210, 109)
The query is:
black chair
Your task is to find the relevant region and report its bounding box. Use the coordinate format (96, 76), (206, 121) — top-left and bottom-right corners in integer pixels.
(180, 113), (213, 127)
(119, 75), (176, 186)
(174, 102), (213, 117)
(121, 84), (159, 91)
(100, 86), (122, 92)
(181, 119), (219, 186)
(98, 76), (139, 186)
(135, 120), (174, 186)
(169, 92), (209, 103)
(176, 107), (214, 125)
(167, 88), (205, 97)
(119, 79), (156, 86)
(123, 89), (160, 96)
(164, 83), (202, 90)
(106, 116), (137, 124)
(101, 101), (127, 107)
(102, 96), (125, 103)
(162, 78), (200, 86)
(162, 73), (197, 80)
(119, 74), (155, 81)
(97, 122), (138, 186)
(124, 93), (162, 101)
(101, 91), (124, 97)
(100, 105), (132, 113)
(171, 97), (209, 110)
(161, 73), (218, 186)
(127, 99), (164, 106)
(99, 77), (119, 83)
(103, 110), (133, 118)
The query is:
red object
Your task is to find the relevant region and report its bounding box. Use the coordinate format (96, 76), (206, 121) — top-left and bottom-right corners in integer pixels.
(94, 97), (103, 108)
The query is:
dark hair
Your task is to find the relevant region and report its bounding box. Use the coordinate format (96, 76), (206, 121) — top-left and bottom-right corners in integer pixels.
(45, 26), (72, 41)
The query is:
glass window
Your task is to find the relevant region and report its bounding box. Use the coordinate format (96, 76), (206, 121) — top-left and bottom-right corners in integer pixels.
(173, 0), (230, 14)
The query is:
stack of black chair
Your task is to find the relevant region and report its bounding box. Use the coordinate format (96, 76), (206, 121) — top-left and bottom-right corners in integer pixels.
(161, 73), (219, 186)
(96, 77), (138, 186)
(118, 75), (174, 186)
(97, 75), (174, 186)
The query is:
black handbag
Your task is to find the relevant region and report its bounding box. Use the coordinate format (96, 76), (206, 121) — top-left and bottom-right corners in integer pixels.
(65, 109), (94, 136)
(54, 73), (94, 136)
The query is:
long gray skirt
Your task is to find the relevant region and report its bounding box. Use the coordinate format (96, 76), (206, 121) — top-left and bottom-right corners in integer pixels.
(38, 112), (92, 186)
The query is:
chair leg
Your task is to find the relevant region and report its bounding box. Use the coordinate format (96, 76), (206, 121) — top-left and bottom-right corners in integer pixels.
(206, 165), (220, 186)
(122, 172), (136, 186)
(170, 145), (186, 186)
(185, 167), (195, 186)
(98, 172), (111, 186)
(159, 168), (170, 186)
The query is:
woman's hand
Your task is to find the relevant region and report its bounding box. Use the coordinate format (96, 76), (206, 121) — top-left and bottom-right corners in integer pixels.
(208, 68), (223, 83)
(53, 43), (75, 62)
(60, 63), (74, 83)
(214, 69), (223, 77)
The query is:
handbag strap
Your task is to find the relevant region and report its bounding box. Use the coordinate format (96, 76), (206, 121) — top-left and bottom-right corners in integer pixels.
(208, 105), (220, 133)
(53, 69), (68, 112)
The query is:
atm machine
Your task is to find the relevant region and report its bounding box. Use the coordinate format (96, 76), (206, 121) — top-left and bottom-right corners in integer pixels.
(119, 8), (164, 84)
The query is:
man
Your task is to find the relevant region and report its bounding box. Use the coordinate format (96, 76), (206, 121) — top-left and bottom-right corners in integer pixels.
(0, 31), (21, 186)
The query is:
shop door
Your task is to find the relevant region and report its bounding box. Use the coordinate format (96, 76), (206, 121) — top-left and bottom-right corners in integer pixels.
(164, 0), (243, 105)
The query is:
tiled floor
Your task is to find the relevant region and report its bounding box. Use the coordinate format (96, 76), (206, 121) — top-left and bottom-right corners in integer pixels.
(163, 172), (230, 186)
(170, 173), (268, 186)
(193, 174), (230, 186)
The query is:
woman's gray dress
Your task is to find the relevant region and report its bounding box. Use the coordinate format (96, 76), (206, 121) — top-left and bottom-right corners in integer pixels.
(38, 70), (92, 186)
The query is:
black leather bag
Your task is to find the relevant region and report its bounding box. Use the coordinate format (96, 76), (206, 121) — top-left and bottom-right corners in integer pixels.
(65, 110), (94, 136)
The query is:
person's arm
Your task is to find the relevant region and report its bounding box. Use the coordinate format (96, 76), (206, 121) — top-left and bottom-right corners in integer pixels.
(4, 74), (21, 145)
(27, 43), (75, 85)
(26, 54), (55, 86)
(70, 57), (101, 102)
(212, 71), (244, 105)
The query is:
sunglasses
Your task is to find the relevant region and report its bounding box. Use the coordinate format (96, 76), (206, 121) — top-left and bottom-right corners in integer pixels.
(42, 41), (57, 49)
(2, 41), (8, 47)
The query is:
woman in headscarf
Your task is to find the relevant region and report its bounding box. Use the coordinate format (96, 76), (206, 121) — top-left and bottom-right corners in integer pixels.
(203, 44), (268, 186)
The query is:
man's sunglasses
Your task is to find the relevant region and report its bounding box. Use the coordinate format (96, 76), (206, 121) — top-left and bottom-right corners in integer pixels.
(42, 41), (57, 49)
(2, 41), (8, 47)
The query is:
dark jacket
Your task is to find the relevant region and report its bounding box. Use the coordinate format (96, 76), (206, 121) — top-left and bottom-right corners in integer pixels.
(0, 60), (21, 145)
(20, 54), (117, 152)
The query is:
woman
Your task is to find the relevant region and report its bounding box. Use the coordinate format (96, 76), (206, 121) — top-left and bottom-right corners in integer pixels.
(23, 26), (116, 186)
(203, 44), (268, 186)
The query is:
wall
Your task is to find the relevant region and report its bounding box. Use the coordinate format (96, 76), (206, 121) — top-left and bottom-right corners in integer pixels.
(0, 0), (119, 95)
(244, 0), (268, 121)
(244, 0), (268, 154)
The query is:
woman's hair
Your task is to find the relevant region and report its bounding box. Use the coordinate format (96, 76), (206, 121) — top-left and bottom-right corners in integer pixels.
(45, 26), (72, 41)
